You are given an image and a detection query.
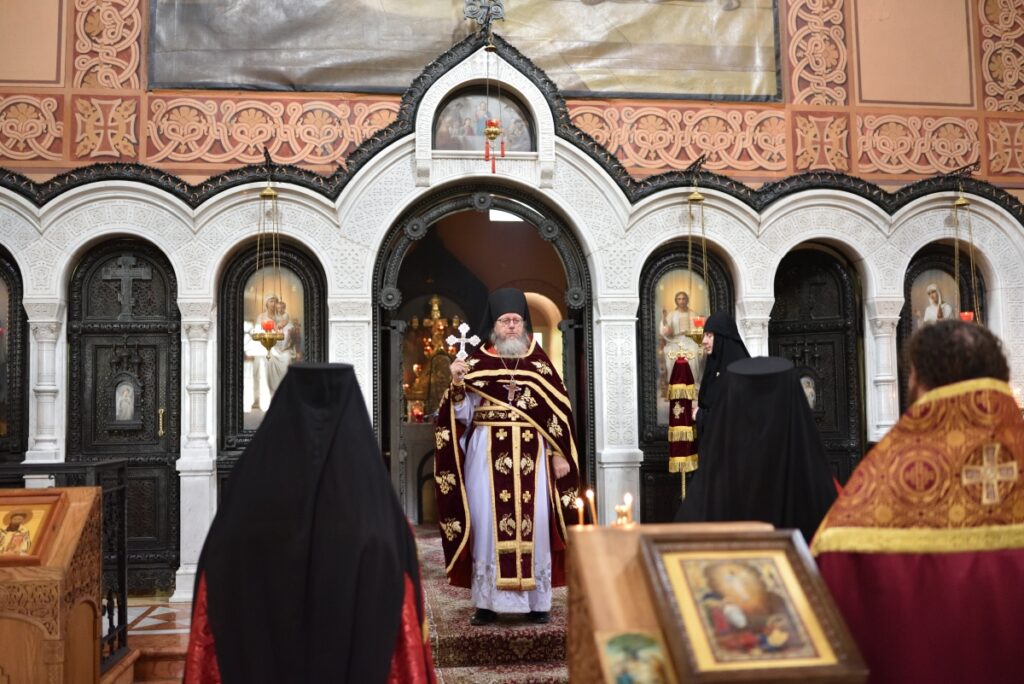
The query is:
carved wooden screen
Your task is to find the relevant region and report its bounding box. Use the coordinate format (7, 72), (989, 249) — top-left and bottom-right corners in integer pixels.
(769, 248), (864, 483)
(638, 242), (734, 523)
(897, 244), (987, 411)
(67, 239), (181, 594)
(0, 246), (27, 484)
(218, 240), (326, 491)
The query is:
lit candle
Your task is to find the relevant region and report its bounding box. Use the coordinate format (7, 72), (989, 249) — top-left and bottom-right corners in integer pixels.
(575, 497), (585, 526)
(959, 311), (975, 322)
(585, 489), (598, 526)
(623, 492), (634, 524)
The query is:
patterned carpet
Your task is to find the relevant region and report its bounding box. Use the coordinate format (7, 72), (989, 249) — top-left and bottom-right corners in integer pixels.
(416, 526), (568, 683)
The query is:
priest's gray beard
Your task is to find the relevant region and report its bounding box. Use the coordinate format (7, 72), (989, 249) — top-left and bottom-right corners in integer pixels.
(492, 330), (530, 357)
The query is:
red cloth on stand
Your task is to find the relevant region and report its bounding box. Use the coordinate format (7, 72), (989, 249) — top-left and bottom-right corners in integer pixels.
(667, 356), (697, 497)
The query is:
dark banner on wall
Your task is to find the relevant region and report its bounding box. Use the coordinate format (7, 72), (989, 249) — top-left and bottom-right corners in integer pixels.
(149, 0), (780, 100)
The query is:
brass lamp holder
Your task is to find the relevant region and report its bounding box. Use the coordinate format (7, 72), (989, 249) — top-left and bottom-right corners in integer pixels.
(251, 328), (284, 358)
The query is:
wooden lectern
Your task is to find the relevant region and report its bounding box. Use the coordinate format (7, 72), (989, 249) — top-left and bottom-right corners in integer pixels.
(0, 487), (102, 683)
(568, 522), (867, 684)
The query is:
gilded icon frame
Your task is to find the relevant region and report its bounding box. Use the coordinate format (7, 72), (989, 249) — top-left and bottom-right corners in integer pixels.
(639, 529), (866, 683)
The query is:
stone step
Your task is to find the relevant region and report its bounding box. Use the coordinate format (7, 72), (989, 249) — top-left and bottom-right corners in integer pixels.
(431, 616), (567, 668)
(436, 660), (568, 684)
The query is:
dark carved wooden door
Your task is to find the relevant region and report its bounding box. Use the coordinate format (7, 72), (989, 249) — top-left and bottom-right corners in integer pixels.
(0, 245), (28, 486)
(68, 239), (180, 595)
(769, 249), (863, 483)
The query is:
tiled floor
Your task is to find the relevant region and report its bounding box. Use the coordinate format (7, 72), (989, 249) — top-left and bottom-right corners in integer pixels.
(126, 600), (192, 637)
(124, 600), (192, 681)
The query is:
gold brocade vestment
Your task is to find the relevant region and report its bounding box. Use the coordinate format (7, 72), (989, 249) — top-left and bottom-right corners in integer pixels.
(433, 339), (581, 590)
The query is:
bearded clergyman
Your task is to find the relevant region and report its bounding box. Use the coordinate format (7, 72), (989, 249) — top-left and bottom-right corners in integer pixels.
(434, 288), (581, 626)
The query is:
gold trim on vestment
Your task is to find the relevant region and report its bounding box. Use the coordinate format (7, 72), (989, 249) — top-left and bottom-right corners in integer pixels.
(472, 383), (579, 469)
(912, 377), (1013, 408)
(477, 401), (545, 592)
(467, 374), (576, 545)
(470, 368), (574, 411)
(444, 404), (471, 577)
(668, 383), (696, 400)
(668, 425), (695, 442)
(811, 522), (1024, 555)
(513, 423), (524, 588)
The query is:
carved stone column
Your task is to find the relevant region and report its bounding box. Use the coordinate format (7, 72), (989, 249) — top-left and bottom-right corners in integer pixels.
(593, 298), (643, 524)
(172, 313), (217, 603)
(736, 297), (774, 357)
(24, 302), (65, 468)
(183, 321), (212, 449)
(866, 298), (903, 442)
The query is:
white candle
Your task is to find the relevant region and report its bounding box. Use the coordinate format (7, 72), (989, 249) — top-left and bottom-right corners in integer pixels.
(585, 489), (598, 525)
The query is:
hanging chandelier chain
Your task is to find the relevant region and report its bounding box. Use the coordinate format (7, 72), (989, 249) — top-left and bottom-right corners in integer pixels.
(951, 179), (981, 324)
(953, 183), (961, 315)
(965, 196), (982, 325)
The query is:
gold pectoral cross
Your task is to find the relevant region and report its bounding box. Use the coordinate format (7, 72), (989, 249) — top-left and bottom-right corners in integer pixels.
(504, 380), (520, 402)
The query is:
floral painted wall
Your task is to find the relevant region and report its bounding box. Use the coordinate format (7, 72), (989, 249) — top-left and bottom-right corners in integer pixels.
(1, 0), (1023, 194)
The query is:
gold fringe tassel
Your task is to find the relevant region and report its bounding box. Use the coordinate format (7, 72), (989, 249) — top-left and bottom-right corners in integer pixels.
(668, 425), (695, 442)
(669, 455), (699, 498)
(668, 383), (696, 400)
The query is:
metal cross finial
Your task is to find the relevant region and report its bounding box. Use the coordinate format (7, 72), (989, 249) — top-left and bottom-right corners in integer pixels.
(464, 0), (505, 33)
(446, 322), (481, 361)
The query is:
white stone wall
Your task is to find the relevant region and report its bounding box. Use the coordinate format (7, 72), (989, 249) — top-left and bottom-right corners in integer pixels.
(2, 48), (1024, 595)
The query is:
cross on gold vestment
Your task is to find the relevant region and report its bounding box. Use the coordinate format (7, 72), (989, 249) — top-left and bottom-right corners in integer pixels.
(962, 443), (1018, 505)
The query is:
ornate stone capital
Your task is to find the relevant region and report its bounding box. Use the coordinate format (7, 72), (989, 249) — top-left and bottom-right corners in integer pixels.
(866, 297), (905, 320)
(736, 296), (775, 319)
(328, 298), (373, 319)
(178, 300), (215, 320)
(868, 316), (900, 336)
(183, 321), (211, 340)
(595, 296), (640, 319)
(740, 317), (770, 338)
(23, 300), (65, 322)
(30, 321), (62, 343)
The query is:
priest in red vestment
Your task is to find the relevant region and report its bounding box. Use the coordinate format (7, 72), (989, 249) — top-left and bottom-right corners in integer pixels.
(434, 288), (581, 626)
(812, 321), (1024, 684)
(184, 364), (435, 684)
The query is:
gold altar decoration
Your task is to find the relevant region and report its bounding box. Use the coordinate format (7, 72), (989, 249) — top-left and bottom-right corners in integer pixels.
(402, 295), (464, 420)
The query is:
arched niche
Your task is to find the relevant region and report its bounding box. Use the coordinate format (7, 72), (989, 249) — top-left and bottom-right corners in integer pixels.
(769, 246), (864, 483)
(897, 243), (988, 410)
(637, 241), (734, 522)
(217, 239), (327, 483)
(373, 184), (593, 520)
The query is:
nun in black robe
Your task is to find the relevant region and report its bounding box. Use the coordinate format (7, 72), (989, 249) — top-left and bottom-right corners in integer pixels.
(184, 363), (435, 683)
(694, 311), (750, 447)
(676, 356), (837, 543)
